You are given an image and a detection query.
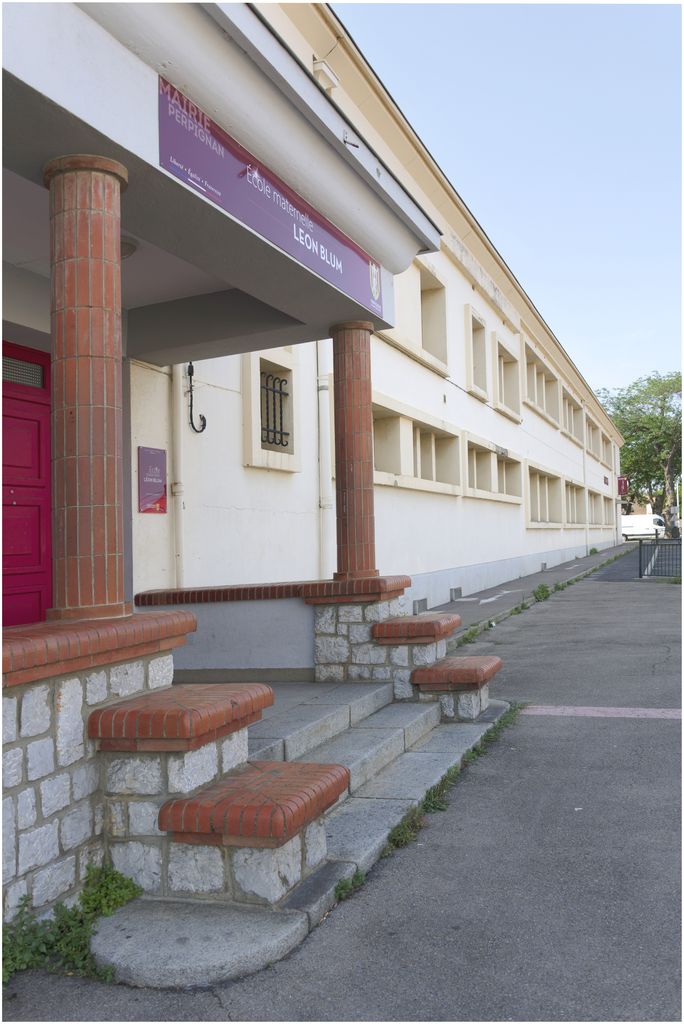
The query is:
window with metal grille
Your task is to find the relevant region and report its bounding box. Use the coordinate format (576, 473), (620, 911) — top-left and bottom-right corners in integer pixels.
(3, 356), (44, 389)
(260, 360), (292, 453)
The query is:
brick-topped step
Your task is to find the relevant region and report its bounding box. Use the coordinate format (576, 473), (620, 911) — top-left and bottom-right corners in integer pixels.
(159, 760), (349, 848)
(372, 613), (462, 644)
(412, 655), (503, 690)
(413, 655), (503, 722)
(89, 683), (274, 751)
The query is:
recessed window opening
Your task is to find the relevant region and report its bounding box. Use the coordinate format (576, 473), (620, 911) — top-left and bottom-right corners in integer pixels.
(497, 456), (522, 497)
(525, 346), (559, 421)
(497, 347), (520, 414)
(260, 358), (293, 453)
(420, 267), (447, 363)
(603, 496), (614, 525)
(529, 468), (562, 523)
(468, 442), (493, 492)
(588, 490), (602, 525)
(565, 482), (584, 524)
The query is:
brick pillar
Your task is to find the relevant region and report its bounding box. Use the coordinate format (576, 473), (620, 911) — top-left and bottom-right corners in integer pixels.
(43, 155), (130, 619)
(331, 321), (379, 580)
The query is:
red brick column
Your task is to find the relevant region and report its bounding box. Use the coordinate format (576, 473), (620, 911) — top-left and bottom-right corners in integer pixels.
(331, 321), (379, 580)
(43, 155), (129, 619)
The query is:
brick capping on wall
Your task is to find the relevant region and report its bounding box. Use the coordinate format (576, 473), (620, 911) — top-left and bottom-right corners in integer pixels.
(88, 683), (274, 752)
(2, 611), (197, 688)
(134, 575), (411, 608)
(372, 614), (462, 644)
(159, 761), (350, 848)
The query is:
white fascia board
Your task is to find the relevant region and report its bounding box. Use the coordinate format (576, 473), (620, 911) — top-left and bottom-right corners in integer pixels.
(204, 3), (441, 259)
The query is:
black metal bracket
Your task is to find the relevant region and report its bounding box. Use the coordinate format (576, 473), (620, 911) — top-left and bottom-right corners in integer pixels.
(187, 362), (206, 433)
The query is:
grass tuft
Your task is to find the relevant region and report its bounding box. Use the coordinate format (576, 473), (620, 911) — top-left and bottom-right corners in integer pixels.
(334, 868), (365, 901)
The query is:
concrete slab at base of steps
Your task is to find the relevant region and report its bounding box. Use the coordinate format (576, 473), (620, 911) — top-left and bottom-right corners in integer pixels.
(91, 701), (510, 989)
(91, 899), (309, 989)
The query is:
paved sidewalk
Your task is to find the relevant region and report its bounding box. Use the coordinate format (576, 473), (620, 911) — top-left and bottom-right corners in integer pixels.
(437, 541), (633, 636)
(4, 556), (680, 1021)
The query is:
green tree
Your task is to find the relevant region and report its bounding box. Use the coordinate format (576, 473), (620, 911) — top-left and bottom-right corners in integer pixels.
(597, 372), (682, 534)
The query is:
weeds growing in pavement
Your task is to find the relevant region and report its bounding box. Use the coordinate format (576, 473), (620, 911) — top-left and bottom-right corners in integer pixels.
(532, 584), (551, 602)
(334, 869), (366, 901)
(380, 704), (524, 859)
(3, 865), (141, 984)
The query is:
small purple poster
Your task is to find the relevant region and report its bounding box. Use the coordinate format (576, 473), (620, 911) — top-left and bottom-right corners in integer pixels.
(138, 447), (167, 514)
(158, 76), (383, 317)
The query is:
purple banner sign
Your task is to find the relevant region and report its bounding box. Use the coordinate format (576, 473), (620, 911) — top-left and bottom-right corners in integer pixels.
(158, 77), (383, 317)
(138, 447), (167, 514)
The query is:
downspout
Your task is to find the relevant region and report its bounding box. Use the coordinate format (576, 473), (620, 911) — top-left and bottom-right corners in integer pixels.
(171, 364), (186, 587)
(582, 407), (589, 556)
(316, 340), (335, 580)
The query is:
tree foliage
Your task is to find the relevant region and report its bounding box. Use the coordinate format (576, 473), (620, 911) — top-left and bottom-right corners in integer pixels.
(597, 372), (682, 530)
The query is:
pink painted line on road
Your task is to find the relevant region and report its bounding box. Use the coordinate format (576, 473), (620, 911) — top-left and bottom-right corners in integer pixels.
(521, 705), (681, 719)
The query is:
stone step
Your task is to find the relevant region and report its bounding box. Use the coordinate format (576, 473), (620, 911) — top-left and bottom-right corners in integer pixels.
(247, 682), (393, 762)
(295, 701), (440, 792)
(89, 682), (273, 752)
(371, 613), (462, 644)
(324, 700), (510, 871)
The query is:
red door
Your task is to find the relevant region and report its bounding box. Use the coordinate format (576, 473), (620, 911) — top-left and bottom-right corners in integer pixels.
(3, 342), (52, 626)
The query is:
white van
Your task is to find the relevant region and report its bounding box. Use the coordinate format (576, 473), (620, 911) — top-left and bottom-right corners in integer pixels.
(621, 514), (666, 540)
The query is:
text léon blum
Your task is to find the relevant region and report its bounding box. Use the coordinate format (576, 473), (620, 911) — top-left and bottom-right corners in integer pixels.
(246, 167), (343, 275)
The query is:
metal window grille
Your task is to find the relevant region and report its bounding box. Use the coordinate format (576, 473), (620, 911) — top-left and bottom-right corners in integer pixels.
(260, 371), (290, 448)
(639, 538), (681, 578)
(3, 356), (44, 389)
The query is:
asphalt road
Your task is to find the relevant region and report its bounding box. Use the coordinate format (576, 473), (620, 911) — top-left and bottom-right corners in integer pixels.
(4, 564), (680, 1022)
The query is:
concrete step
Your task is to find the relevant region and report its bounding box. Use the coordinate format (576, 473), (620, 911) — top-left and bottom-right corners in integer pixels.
(295, 701), (441, 792)
(247, 682), (393, 762)
(324, 700), (510, 872)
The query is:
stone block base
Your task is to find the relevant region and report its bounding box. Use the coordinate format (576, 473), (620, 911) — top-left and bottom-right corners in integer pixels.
(419, 684), (490, 722)
(108, 819), (327, 906)
(313, 597), (448, 690)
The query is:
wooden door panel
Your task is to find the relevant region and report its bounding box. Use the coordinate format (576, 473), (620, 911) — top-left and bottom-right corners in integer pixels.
(3, 343), (52, 625)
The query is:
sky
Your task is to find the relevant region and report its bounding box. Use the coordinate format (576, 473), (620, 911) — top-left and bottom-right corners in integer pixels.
(334, 3), (682, 394)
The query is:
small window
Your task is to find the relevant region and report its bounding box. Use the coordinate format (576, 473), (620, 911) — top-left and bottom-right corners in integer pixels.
(585, 416), (601, 460)
(260, 359), (293, 454)
(588, 490), (602, 525)
(465, 306), (488, 401)
(420, 266), (447, 364)
(493, 334), (521, 419)
(601, 433), (611, 466)
(603, 497), (614, 525)
(565, 482), (585, 525)
(524, 344), (559, 424)
(467, 441), (494, 493)
(529, 467), (562, 524)
(562, 389), (584, 445)
(497, 454), (522, 497)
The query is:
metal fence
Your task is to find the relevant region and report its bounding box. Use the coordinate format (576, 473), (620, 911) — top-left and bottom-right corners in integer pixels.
(639, 538), (682, 578)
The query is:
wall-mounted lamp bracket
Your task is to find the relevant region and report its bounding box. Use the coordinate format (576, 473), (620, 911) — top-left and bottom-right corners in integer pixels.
(187, 362), (207, 433)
